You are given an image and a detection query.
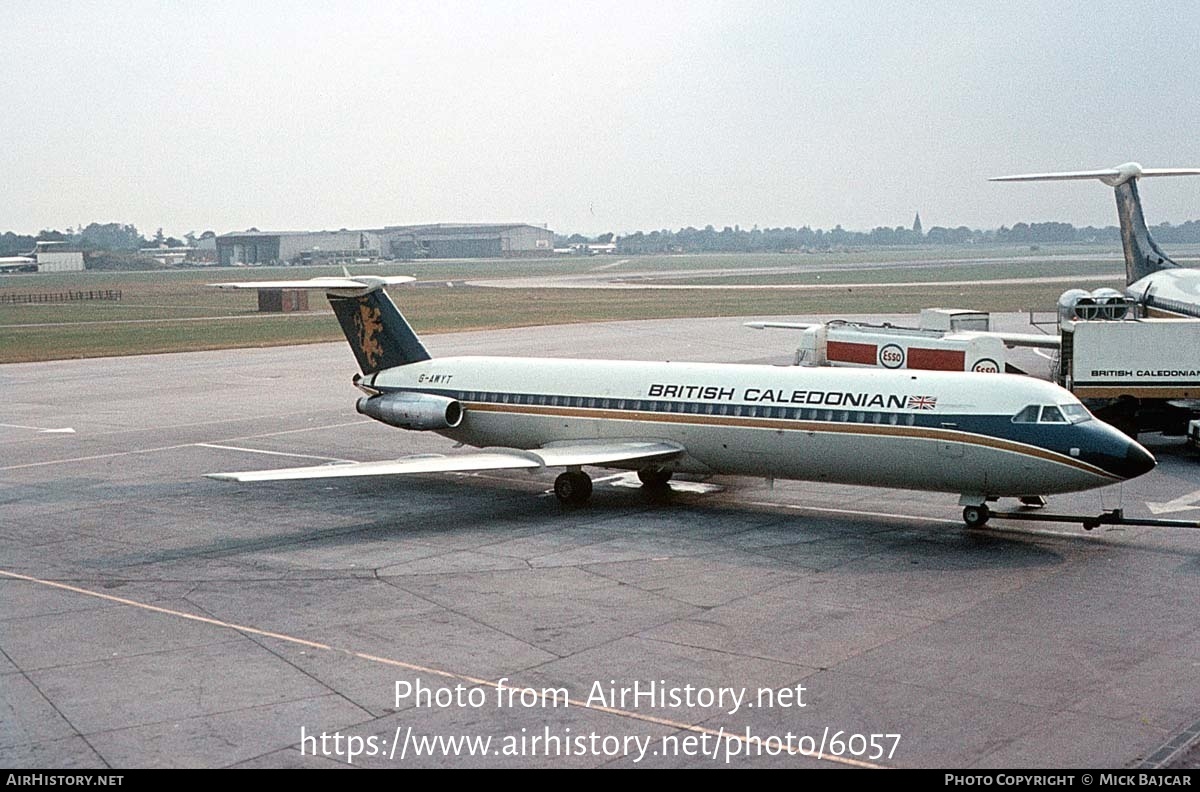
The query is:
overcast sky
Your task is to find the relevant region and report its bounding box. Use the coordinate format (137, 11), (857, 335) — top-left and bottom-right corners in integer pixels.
(4, 1), (1200, 237)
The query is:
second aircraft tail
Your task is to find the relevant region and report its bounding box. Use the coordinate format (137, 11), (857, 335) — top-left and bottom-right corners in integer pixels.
(991, 162), (1200, 284)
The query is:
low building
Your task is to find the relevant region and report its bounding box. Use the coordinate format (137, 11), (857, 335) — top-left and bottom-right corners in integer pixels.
(33, 241), (84, 272)
(379, 223), (553, 259)
(139, 246), (196, 266)
(216, 231), (379, 266)
(216, 224), (554, 265)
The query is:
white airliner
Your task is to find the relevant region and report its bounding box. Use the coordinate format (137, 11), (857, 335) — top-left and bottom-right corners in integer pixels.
(992, 162), (1200, 317)
(207, 274), (1155, 527)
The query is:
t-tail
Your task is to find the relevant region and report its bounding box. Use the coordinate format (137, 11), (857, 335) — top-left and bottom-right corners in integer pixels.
(991, 162), (1200, 284)
(210, 271), (429, 374)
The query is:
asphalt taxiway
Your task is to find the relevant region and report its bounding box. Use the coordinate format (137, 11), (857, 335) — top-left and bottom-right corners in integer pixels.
(3, 315), (1200, 768)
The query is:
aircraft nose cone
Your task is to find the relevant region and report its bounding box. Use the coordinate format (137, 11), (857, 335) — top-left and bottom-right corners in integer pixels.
(1119, 441), (1156, 480)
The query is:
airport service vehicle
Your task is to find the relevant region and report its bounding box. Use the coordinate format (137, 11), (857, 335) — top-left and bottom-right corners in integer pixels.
(746, 309), (1055, 374)
(206, 274), (1154, 528)
(996, 162), (1200, 435)
(1054, 301), (1200, 436)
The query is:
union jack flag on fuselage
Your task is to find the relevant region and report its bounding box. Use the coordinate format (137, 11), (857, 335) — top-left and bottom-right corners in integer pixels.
(907, 395), (938, 410)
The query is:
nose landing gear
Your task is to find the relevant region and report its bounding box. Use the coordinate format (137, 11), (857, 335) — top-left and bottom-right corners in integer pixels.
(962, 504), (990, 529)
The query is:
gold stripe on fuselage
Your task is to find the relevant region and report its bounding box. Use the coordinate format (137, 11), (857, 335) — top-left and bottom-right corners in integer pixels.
(1144, 305), (1193, 318)
(464, 402), (1119, 481)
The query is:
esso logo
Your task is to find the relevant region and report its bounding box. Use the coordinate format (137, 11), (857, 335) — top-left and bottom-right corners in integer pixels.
(972, 358), (1000, 373)
(878, 344), (905, 369)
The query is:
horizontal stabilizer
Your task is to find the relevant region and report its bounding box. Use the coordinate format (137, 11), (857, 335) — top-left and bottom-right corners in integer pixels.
(991, 162), (1200, 187)
(209, 275), (415, 294)
(207, 440), (685, 483)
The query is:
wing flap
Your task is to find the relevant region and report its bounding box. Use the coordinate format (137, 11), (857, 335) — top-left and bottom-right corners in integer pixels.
(206, 441), (685, 483)
(534, 440), (684, 467)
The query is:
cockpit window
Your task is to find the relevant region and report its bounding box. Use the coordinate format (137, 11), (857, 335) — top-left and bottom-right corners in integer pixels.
(1011, 405), (1040, 424)
(1040, 406), (1067, 423)
(1059, 403), (1091, 424)
(1013, 403), (1091, 425)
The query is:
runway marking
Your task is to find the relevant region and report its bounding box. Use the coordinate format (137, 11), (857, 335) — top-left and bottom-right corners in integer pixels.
(217, 421), (372, 443)
(589, 258), (631, 271)
(0, 423), (75, 434)
(0, 420), (372, 472)
(1146, 486), (1200, 515)
(195, 443), (354, 463)
(0, 442), (197, 471)
(0, 568), (882, 769)
(470, 273), (1123, 291)
(601, 471), (725, 494)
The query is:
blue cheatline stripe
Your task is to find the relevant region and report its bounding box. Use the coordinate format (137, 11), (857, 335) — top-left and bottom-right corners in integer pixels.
(364, 386), (1120, 481)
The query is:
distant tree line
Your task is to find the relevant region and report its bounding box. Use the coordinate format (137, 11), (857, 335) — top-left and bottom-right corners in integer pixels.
(8, 218), (1200, 262)
(556, 219), (1200, 254)
(0, 224), (216, 256)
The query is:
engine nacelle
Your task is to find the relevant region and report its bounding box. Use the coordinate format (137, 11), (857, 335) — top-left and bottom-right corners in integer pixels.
(1058, 287), (1134, 324)
(356, 392), (463, 430)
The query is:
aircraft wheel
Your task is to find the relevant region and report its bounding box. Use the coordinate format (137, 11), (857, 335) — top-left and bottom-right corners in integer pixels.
(962, 505), (990, 529)
(554, 471), (593, 504)
(637, 468), (673, 488)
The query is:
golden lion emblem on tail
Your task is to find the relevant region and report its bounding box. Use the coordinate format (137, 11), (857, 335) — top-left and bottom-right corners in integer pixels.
(353, 300), (386, 369)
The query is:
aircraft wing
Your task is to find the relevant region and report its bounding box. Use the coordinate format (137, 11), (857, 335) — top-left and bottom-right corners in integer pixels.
(948, 331), (1061, 350)
(747, 321), (1060, 349)
(744, 321), (820, 331)
(206, 440), (685, 483)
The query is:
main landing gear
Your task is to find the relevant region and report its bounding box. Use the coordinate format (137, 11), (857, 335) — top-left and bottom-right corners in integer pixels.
(553, 467), (675, 505)
(637, 467), (673, 488)
(553, 471), (592, 505)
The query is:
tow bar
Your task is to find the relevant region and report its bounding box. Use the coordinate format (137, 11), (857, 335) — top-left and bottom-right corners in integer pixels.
(973, 507), (1200, 531)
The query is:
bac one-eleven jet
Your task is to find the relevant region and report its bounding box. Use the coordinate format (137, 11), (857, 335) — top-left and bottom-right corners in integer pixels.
(207, 274), (1155, 528)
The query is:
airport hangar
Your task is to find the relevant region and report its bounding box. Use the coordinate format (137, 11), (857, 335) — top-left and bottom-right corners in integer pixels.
(216, 223), (555, 266)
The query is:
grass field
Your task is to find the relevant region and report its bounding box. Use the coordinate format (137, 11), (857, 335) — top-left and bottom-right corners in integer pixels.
(0, 245), (1175, 364)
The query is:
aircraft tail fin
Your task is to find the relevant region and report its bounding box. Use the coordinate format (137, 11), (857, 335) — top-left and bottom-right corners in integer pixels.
(328, 288), (431, 374)
(209, 273), (431, 374)
(991, 163), (1200, 284)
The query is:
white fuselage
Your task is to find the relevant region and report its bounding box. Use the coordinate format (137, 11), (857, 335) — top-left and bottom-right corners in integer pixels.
(1130, 269), (1200, 318)
(365, 357), (1148, 498)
